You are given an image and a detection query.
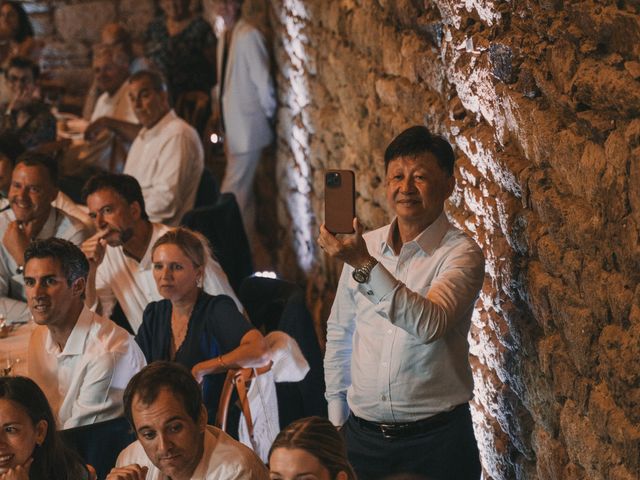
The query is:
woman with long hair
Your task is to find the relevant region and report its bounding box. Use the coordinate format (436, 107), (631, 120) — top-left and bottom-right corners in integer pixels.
(0, 376), (90, 480)
(268, 416), (357, 480)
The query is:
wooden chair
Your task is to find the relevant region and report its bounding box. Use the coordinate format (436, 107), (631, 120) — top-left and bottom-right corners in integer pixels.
(215, 363), (272, 448)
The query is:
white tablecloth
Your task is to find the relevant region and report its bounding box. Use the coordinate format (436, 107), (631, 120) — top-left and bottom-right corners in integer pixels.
(0, 321), (34, 377)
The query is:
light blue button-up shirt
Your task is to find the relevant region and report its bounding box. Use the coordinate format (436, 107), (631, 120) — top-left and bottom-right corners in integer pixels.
(324, 212), (485, 425)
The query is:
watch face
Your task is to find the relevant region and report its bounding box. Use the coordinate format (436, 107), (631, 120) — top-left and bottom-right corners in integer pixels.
(352, 269), (367, 283)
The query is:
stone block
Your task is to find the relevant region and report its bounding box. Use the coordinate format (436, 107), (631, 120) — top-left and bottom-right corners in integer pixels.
(119, 0), (156, 40)
(54, 1), (117, 44)
(572, 60), (640, 118)
(490, 43), (515, 84)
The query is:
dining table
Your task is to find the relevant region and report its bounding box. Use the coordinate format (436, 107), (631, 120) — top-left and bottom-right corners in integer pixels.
(0, 321), (35, 377)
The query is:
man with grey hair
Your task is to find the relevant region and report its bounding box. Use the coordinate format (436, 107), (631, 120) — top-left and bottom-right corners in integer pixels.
(83, 44), (141, 143)
(123, 70), (203, 226)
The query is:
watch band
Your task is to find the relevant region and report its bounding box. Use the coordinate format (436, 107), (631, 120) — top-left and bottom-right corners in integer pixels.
(352, 257), (378, 284)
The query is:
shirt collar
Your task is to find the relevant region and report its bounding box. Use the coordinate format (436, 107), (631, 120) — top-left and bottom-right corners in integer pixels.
(37, 208), (59, 239)
(138, 223), (166, 270)
(381, 211), (450, 256)
(44, 305), (93, 357)
(138, 110), (176, 140)
(189, 427), (215, 478)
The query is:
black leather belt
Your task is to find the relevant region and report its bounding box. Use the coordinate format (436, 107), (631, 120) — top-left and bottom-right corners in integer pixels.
(351, 404), (467, 439)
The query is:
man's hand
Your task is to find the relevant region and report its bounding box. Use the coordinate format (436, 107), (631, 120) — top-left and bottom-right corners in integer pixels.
(317, 218), (372, 269)
(84, 117), (112, 141)
(105, 464), (148, 480)
(81, 227), (111, 266)
(8, 87), (33, 113)
(2, 221), (32, 267)
(0, 457), (33, 480)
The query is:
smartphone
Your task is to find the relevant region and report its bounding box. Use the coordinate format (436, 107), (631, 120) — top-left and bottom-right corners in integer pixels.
(325, 170), (355, 234)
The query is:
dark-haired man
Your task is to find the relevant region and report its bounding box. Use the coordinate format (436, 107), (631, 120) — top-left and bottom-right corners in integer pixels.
(0, 56), (56, 149)
(107, 362), (267, 480)
(122, 70), (203, 226)
(80, 173), (241, 333)
(319, 126), (485, 479)
(25, 238), (146, 428)
(0, 153), (90, 322)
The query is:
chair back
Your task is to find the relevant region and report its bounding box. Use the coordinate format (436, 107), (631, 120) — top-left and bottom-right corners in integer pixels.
(181, 193), (253, 293)
(215, 364), (272, 436)
(60, 416), (134, 480)
(194, 166), (220, 209)
(238, 277), (328, 427)
(174, 90), (211, 138)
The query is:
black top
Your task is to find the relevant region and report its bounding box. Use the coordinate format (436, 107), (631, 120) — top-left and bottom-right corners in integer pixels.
(144, 16), (216, 100)
(135, 291), (252, 421)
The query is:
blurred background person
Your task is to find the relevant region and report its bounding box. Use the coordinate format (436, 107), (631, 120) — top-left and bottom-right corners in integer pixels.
(0, 376), (94, 479)
(0, 1), (38, 105)
(135, 227), (268, 421)
(0, 57), (55, 150)
(144, 0), (216, 102)
(211, 0), (276, 257)
(268, 416), (356, 480)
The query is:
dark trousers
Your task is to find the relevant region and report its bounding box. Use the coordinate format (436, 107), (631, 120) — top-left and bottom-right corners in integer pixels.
(343, 404), (481, 480)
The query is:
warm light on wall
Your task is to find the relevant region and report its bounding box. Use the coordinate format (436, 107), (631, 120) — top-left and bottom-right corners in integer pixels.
(277, 0), (315, 272)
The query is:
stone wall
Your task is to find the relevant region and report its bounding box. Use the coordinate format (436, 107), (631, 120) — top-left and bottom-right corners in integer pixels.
(270, 0), (640, 478)
(26, 0), (157, 97)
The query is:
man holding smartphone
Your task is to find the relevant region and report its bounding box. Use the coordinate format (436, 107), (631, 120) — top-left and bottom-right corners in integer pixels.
(319, 126), (485, 479)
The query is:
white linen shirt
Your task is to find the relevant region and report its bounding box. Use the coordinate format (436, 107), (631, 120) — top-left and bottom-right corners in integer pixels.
(0, 207), (89, 323)
(27, 306), (146, 429)
(116, 425), (268, 479)
(94, 222), (242, 333)
(324, 212), (485, 426)
(123, 110), (203, 226)
(90, 81), (138, 124)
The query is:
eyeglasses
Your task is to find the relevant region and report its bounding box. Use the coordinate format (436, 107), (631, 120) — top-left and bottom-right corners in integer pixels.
(7, 74), (32, 85)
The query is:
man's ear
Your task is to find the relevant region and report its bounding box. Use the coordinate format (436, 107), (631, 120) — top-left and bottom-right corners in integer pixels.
(445, 174), (456, 197)
(71, 276), (86, 298)
(336, 472), (348, 480)
(130, 200), (142, 220)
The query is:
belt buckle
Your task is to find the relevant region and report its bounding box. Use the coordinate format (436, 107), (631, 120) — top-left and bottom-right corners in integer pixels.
(379, 423), (398, 439)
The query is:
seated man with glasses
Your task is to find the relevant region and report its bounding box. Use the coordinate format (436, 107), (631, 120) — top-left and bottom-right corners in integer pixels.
(0, 56), (55, 150)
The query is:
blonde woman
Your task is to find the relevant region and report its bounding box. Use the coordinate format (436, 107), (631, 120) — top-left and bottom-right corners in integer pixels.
(135, 227), (269, 421)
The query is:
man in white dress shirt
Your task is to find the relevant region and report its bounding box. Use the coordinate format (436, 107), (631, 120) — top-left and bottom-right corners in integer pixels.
(25, 238), (146, 429)
(80, 173), (241, 333)
(107, 362), (267, 480)
(319, 126), (485, 479)
(0, 153), (89, 323)
(212, 0), (276, 248)
(83, 44), (140, 140)
(123, 70), (203, 226)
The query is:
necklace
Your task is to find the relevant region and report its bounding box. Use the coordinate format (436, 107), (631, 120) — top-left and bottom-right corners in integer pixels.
(170, 304), (194, 358)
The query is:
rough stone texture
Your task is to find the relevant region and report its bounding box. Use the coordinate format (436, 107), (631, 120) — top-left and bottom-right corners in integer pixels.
(23, 0), (158, 94)
(270, 0), (640, 478)
(54, 1), (117, 44)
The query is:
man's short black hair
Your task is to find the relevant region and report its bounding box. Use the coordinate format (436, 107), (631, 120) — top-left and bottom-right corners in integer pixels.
(15, 151), (58, 187)
(128, 69), (167, 93)
(0, 132), (25, 164)
(384, 125), (455, 176)
(6, 56), (40, 81)
(81, 173), (149, 221)
(123, 362), (202, 427)
(24, 238), (90, 286)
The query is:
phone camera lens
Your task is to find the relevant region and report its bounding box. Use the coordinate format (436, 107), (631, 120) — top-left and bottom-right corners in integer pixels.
(326, 172), (341, 187)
